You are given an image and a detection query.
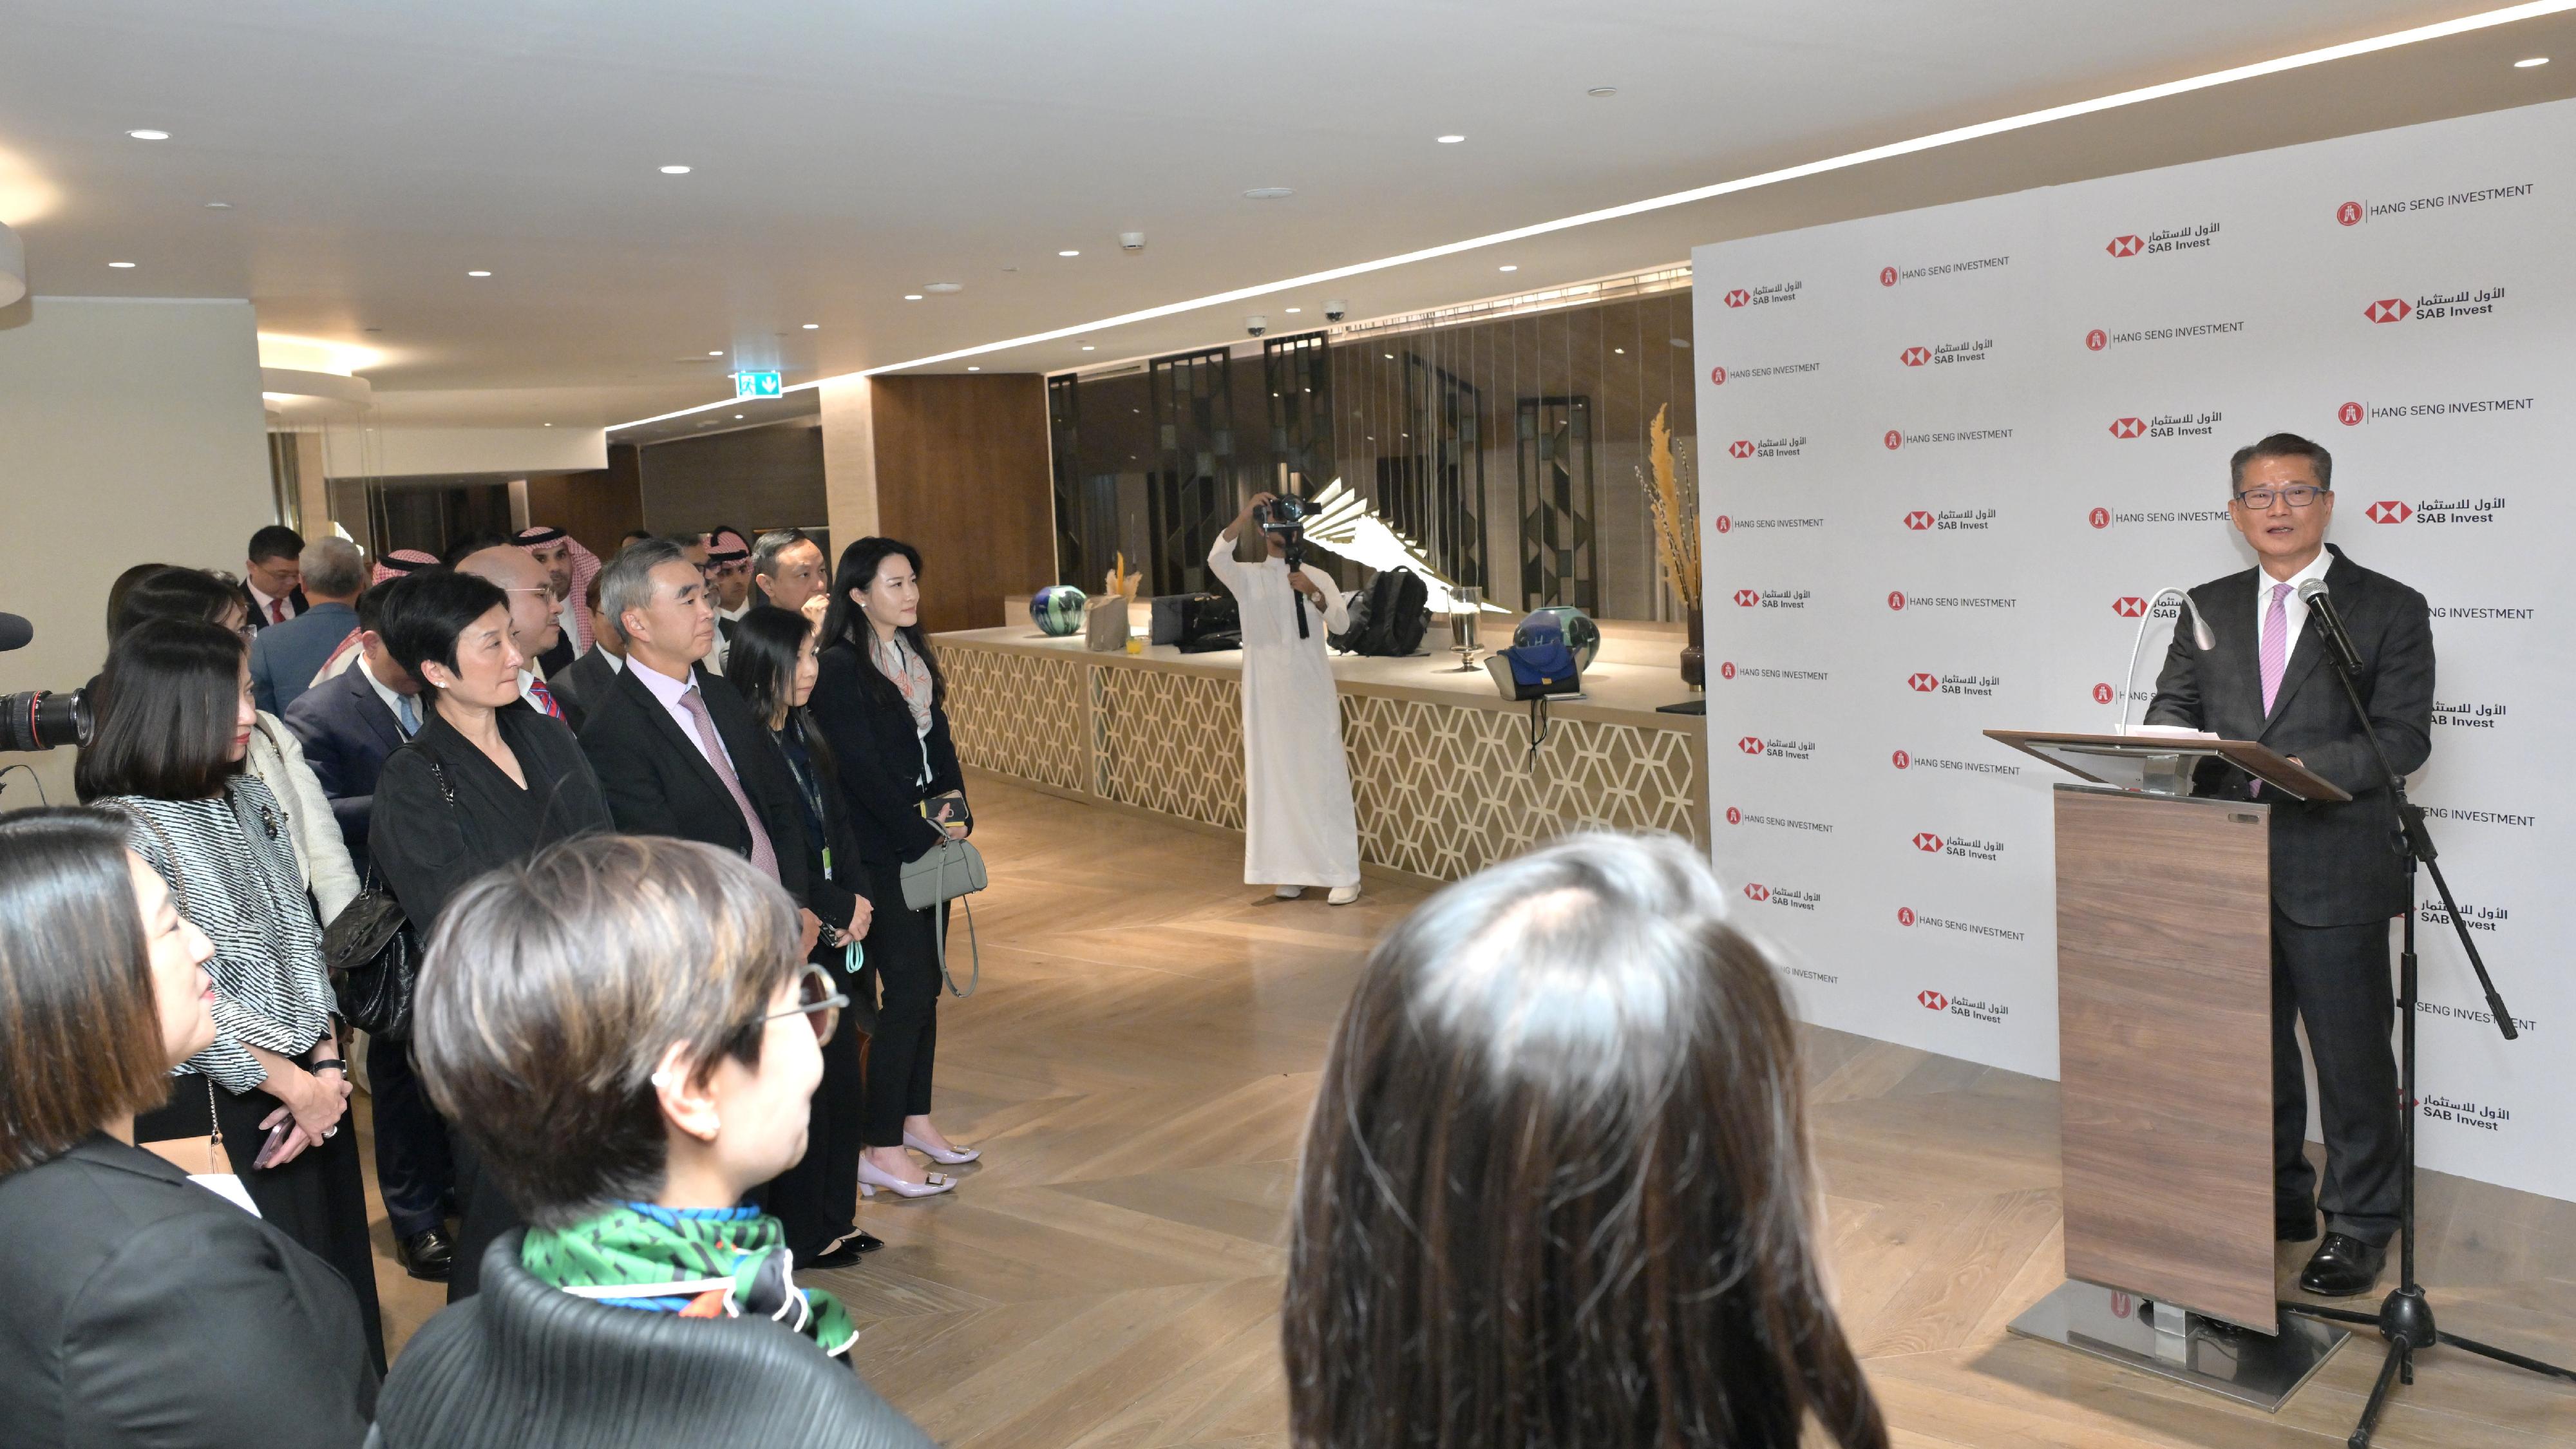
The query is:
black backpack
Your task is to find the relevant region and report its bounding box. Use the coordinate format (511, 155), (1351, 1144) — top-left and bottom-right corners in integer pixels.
(1332, 567), (1431, 656)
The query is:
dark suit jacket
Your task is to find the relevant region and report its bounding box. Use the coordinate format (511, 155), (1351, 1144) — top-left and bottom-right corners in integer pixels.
(374, 704), (614, 931)
(546, 647), (622, 732)
(282, 661), (408, 867)
(2145, 545), (2434, 926)
(241, 583), (310, 634)
(0, 1135), (377, 1448)
(576, 660), (812, 907)
(808, 640), (965, 866)
(247, 600), (357, 715)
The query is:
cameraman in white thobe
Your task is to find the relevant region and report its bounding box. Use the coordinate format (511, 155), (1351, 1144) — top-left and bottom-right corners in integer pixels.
(1209, 491), (1362, 905)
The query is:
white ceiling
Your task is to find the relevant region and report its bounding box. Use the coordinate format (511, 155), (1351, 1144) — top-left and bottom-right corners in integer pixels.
(4, 1), (2570, 431)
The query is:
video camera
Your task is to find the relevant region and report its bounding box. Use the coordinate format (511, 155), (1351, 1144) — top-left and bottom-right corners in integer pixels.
(1254, 494), (1318, 638)
(0, 611), (91, 753)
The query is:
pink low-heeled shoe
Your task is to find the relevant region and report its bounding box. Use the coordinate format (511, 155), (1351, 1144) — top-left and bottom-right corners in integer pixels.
(858, 1158), (955, 1199)
(903, 1132), (981, 1165)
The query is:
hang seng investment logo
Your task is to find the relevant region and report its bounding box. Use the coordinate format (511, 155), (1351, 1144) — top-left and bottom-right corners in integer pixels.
(1709, 366), (1727, 385)
(2338, 200), (2364, 226)
(1880, 266), (1899, 287)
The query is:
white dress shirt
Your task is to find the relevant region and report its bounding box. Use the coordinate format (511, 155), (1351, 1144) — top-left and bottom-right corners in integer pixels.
(357, 655), (419, 736)
(630, 657), (736, 772)
(247, 582), (298, 625)
(2255, 549), (2335, 656)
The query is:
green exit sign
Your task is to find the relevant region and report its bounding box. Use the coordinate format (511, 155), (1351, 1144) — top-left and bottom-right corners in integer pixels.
(734, 370), (782, 400)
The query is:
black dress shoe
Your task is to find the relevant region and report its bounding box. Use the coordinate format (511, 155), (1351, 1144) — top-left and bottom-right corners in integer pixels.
(804, 1231), (884, 1269)
(2277, 1209), (2318, 1243)
(397, 1226), (455, 1281)
(2298, 1232), (2387, 1297)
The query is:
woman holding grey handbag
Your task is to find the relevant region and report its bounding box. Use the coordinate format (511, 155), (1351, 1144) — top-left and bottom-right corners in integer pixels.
(810, 536), (980, 1200)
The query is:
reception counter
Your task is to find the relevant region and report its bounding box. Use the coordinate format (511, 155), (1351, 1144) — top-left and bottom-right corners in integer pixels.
(935, 620), (1710, 884)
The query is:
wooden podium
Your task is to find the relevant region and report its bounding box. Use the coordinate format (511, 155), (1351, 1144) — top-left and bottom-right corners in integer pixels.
(1985, 729), (2354, 1408)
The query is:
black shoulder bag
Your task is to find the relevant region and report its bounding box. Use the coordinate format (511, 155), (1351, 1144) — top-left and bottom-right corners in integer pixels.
(323, 753), (456, 1041)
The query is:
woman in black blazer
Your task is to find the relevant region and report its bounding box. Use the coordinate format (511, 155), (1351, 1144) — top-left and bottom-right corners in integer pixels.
(0, 809), (377, 1448)
(730, 603), (880, 1264)
(808, 538), (978, 1200)
(370, 571), (614, 1298)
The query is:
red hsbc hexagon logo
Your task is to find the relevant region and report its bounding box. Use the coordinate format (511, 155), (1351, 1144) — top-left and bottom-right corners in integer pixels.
(1709, 365), (1727, 385)
(2092, 683), (2116, 705)
(1880, 265), (1899, 287)
(2108, 416), (2146, 439)
(1728, 439), (1755, 459)
(1724, 289), (1751, 308)
(1725, 806), (1742, 825)
(1919, 990), (1949, 1010)
(2368, 500), (2412, 524)
(1886, 591), (1907, 611)
(1904, 510), (1934, 531)
(2365, 298), (2412, 324)
(2113, 596), (2147, 618)
(1890, 750), (1911, 770)
(1897, 907), (1916, 927)
(2338, 401), (2365, 426)
(1883, 430), (1904, 450)
(1718, 661), (1737, 679)
(1743, 883), (1770, 902)
(2337, 201), (2363, 227)
(2088, 506), (2111, 529)
(2085, 328), (2108, 351)
(1712, 515), (1732, 533)
(1899, 346), (1931, 366)
(1913, 832), (1944, 853)
(1737, 736), (1765, 755)
(1733, 588), (1759, 607)
(1908, 672), (1938, 693)
(2107, 234), (2144, 258)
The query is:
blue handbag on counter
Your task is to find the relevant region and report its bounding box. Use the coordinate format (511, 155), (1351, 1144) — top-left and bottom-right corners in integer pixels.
(1484, 614), (1584, 757)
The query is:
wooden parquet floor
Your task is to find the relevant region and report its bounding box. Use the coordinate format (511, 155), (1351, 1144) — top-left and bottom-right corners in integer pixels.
(365, 773), (2576, 1447)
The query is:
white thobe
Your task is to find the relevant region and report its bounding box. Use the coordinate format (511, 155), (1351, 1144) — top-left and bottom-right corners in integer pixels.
(1206, 534), (1360, 889)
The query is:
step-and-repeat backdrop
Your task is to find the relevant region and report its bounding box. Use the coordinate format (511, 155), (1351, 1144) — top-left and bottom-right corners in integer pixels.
(1695, 99), (2573, 1203)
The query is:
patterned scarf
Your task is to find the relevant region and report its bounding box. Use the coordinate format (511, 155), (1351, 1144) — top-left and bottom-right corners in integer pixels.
(869, 632), (934, 740)
(522, 1203), (858, 1357)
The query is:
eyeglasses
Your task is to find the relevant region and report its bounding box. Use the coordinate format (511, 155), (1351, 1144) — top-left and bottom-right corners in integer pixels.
(2233, 485), (2326, 509)
(762, 961), (848, 1045)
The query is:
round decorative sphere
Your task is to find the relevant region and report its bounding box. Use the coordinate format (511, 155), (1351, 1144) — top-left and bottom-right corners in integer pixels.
(1521, 606), (1601, 672)
(1030, 585), (1089, 637)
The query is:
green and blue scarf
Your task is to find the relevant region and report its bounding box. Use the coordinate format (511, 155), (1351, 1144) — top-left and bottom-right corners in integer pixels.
(522, 1202), (858, 1357)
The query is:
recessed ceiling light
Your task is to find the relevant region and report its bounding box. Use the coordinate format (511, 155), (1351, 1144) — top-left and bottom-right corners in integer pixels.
(108, 261), (135, 269)
(1384, 353), (1396, 360)
(708, 350), (724, 356)
(735, 413), (744, 419)
(1499, 264), (1517, 272)
(1243, 187), (1294, 200)
(467, 270), (492, 277)
(660, 164), (692, 174)
(1058, 249), (1081, 257)
(543, 422), (553, 426)
(2515, 55), (2550, 66)
(903, 294), (923, 301)
(1436, 135), (1466, 144)
(802, 323), (820, 329)
(1587, 86), (1618, 97)
(204, 201), (232, 209)
(923, 282), (963, 294)
(127, 129), (169, 140)
(1081, 345), (1095, 351)
(1285, 307), (1301, 313)
(966, 365), (980, 371)
(1614, 346), (1625, 354)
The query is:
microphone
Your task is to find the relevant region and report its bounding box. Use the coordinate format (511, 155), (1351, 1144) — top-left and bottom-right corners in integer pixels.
(2297, 578), (2363, 675)
(0, 612), (30, 652)
(2116, 587), (2219, 734)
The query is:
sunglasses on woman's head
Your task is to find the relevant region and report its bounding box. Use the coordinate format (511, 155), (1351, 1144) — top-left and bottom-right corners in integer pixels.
(763, 961), (848, 1046)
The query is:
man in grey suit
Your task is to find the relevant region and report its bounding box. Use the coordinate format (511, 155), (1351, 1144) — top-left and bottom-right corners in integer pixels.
(247, 536), (368, 715)
(2146, 432), (2434, 1298)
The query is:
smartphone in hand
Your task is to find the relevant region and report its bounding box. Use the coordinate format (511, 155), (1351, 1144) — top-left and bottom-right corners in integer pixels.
(252, 1121), (294, 1170)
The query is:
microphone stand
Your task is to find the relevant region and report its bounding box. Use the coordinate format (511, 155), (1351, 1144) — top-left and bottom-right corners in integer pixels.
(2275, 591), (2573, 1447)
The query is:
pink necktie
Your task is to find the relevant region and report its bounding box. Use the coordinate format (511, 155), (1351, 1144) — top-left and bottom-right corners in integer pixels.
(679, 687), (780, 882)
(2259, 582), (2293, 715)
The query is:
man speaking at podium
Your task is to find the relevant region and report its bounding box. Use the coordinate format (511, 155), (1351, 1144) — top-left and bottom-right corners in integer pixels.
(2143, 432), (2434, 1299)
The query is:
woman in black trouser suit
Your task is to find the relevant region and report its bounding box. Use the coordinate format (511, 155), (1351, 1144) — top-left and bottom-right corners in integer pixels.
(806, 538), (978, 1200)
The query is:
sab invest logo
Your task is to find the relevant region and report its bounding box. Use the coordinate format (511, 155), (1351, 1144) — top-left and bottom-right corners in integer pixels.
(1724, 289), (1751, 308)
(2365, 298), (2412, 324)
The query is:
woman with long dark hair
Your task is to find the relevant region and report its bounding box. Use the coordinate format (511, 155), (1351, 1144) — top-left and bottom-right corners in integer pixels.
(1283, 832), (1888, 1449)
(0, 808), (378, 1444)
(729, 602), (879, 1263)
(372, 568), (614, 1298)
(75, 618), (386, 1370)
(808, 537), (976, 1199)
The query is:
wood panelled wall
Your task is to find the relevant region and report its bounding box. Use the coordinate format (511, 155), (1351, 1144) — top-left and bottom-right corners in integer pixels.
(870, 374), (1054, 636)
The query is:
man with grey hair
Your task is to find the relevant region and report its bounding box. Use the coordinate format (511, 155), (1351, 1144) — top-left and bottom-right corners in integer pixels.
(248, 535), (369, 714)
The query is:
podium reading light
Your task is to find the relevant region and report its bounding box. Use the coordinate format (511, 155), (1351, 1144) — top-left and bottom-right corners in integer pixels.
(2114, 587), (2218, 734)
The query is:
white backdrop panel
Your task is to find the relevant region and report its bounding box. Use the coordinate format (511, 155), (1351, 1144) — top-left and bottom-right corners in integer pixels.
(1694, 99), (2576, 1203)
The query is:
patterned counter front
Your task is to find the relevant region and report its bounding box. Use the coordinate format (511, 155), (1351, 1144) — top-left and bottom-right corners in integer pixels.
(940, 631), (1707, 884)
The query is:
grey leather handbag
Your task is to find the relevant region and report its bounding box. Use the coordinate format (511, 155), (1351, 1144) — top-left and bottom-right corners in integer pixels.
(899, 837), (985, 997)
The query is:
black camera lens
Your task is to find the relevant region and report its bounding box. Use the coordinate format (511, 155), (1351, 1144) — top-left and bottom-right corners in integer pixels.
(0, 689), (91, 753)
